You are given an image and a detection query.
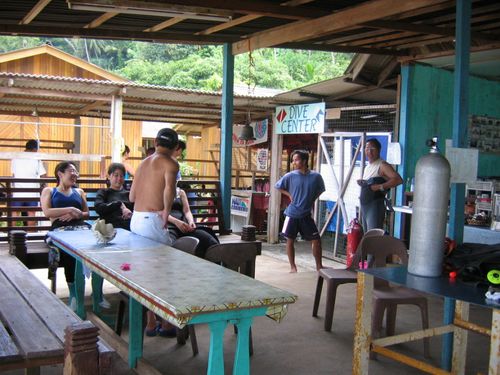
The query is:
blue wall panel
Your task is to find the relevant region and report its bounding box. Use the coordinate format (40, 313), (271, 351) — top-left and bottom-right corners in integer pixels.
(405, 64), (500, 178)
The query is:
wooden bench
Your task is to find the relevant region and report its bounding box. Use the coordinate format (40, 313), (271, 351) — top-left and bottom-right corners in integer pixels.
(0, 251), (116, 374)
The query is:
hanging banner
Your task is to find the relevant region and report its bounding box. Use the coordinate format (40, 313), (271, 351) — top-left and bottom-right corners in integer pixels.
(275, 102), (325, 134)
(232, 119), (268, 147)
(256, 148), (269, 171)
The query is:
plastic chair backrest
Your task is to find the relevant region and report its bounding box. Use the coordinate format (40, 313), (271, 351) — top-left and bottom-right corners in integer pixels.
(359, 235), (408, 288)
(364, 228), (385, 238)
(172, 236), (199, 255)
(347, 229), (385, 271)
(205, 243), (260, 278)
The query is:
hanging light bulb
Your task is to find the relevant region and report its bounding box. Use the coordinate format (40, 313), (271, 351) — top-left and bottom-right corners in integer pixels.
(31, 107), (39, 117)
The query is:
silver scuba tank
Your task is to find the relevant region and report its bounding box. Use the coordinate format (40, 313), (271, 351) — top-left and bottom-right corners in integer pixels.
(408, 138), (451, 277)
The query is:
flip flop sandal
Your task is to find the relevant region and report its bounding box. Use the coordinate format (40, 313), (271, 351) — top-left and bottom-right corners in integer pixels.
(157, 327), (177, 338)
(144, 327), (158, 337)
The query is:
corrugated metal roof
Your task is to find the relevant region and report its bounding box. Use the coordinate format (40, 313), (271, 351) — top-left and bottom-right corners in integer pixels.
(272, 75), (396, 107)
(0, 72), (276, 126)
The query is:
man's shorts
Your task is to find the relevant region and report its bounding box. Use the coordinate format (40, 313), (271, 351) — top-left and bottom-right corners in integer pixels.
(281, 215), (321, 241)
(131, 211), (174, 245)
(12, 201), (38, 207)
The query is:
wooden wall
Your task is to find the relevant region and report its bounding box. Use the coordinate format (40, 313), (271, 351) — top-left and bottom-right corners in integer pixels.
(0, 115), (143, 178)
(0, 55), (110, 80)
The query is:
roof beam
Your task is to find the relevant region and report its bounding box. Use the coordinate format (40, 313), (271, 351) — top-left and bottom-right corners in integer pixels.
(195, 0), (317, 36)
(68, 0), (327, 20)
(399, 41), (500, 62)
(141, 0), (328, 19)
(196, 15), (260, 36)
(0, 24), (234, 44)
(144, 17), (186, 32)
(75, 100), (107, 114)
(232, 0), (450, 54)
(377, 58), (398, 86)
(351, 54), (371, 82)
(363, 19), (499, 43)
(67, 0), (234, 18)
(282, 42), (407, 56)
(84, 12), (118, 29)
(19, 0), (52, 25)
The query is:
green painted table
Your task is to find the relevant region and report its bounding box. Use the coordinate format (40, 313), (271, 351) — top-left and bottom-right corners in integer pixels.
(48, 228), (296, 375)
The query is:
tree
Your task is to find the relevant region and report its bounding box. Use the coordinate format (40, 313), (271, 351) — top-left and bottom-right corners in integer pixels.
(0, 36), (353, 91)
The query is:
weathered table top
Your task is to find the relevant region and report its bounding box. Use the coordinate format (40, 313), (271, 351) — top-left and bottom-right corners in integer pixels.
(49, 229), (296, 327)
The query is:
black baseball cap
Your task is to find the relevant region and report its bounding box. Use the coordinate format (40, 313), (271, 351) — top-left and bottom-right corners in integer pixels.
(156, 128), (178, 149)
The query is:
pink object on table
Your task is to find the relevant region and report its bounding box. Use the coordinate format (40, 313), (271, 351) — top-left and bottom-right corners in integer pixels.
(120, 263), (131, 271)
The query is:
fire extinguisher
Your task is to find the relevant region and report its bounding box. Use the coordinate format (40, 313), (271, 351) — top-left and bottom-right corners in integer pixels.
(346, 218), (363, 267)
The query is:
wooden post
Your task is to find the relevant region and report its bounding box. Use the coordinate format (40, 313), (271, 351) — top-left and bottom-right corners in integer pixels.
(64, 321), (99, 375)
(268, 118), (283, 243)
(9, 230), (27, 263)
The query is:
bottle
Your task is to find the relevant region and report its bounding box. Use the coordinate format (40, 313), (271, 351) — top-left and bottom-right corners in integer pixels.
(405, 177), (411, 192)
(410, 177), (415, 192)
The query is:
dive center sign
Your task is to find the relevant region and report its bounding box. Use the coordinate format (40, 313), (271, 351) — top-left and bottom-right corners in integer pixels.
(275, 102), (325, 134)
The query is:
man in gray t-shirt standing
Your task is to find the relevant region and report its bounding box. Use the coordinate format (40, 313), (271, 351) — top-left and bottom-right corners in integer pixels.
(275, 149), (326, 272)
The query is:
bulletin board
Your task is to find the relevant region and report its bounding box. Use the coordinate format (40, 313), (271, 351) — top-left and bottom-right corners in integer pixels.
(468, 115), (500, 154)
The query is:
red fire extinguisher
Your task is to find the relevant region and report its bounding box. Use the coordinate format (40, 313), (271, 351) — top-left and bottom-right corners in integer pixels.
(346, 218), (363, 267)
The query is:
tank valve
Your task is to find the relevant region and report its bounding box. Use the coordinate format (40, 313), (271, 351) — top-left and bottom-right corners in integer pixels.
(425, 137), (439, 152)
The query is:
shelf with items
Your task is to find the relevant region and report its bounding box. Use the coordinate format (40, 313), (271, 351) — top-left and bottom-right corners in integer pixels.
(465, 180), (499, 227)
(492, 193), (500, 231)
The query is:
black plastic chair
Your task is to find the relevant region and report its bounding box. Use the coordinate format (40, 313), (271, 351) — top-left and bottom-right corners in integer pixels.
(204, 242), (261, 356)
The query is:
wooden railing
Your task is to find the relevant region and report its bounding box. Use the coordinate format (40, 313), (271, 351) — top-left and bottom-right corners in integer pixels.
(0, 178), (228, 242)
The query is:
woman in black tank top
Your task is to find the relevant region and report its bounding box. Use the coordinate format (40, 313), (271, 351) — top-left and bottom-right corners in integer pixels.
(167, 186), (219, 258)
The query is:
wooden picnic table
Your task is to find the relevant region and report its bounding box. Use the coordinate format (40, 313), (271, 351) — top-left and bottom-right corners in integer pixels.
(48, 228), (297, 375)
(0, 251), (115, 374)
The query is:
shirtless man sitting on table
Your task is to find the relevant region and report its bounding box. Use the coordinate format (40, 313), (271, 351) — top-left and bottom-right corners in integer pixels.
(129, 128), (179, 337)
(129, 128), (179, 245)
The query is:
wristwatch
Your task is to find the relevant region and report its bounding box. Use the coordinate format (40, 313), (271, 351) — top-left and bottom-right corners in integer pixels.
(379, 185), (385, 191)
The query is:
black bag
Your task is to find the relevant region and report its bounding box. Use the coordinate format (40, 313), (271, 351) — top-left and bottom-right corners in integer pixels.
(359, 177), (387, 204)
(444, 243), (500, 287)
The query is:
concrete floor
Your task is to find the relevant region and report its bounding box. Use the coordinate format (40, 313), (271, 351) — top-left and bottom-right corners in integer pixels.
(3, 239), (494, 374)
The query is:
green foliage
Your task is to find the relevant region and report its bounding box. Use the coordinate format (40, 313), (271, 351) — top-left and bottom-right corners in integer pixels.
(0, 36), (43, 52)
(0, 36), (353, 91)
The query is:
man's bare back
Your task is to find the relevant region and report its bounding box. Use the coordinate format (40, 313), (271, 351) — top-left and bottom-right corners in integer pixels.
(130, 153), (178, 215)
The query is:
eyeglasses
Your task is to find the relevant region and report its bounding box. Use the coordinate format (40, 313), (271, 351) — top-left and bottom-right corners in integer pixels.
(65, 168), (79, 175)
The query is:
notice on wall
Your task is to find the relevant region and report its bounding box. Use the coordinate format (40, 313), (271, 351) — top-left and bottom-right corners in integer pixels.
(256, 148), (268, 171)
(445, 139), (479, 183)
(230, 195), (251, 217)
(468, 115), (500, 154)
(275, 102), (325, 134)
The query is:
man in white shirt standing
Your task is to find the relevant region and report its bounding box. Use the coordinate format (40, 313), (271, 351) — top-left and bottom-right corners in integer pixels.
(11, 140), (47, 228)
